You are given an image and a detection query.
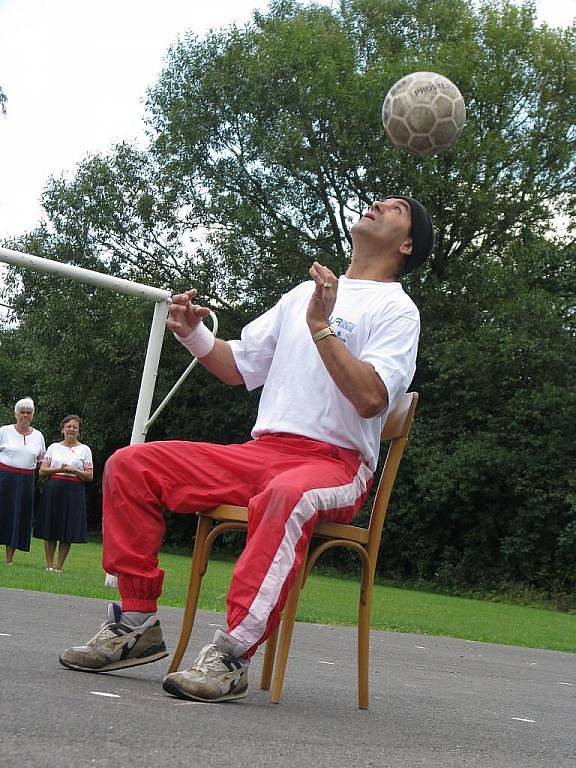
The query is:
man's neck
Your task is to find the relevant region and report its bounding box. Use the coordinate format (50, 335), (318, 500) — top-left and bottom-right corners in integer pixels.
(345, 251), (398, 282)
(345, 257), (396, 283)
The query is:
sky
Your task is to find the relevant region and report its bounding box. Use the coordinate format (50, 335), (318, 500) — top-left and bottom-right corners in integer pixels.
(0, 0), (575, 242)
(0, 0), (285, 240)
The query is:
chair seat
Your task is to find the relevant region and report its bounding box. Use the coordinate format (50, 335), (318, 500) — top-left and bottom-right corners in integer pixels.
(312, 521), (369, 544)
(204, 505), (369, 544)
(203, 504), (248, 522)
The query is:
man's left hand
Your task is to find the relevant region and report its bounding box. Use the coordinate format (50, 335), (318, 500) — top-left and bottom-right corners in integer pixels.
(306, 261), (339, 335)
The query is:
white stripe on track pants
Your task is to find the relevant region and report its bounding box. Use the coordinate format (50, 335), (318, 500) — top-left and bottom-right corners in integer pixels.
(102, 434), (373, 657)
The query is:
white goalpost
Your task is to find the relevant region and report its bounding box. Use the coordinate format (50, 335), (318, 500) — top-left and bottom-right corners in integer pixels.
(0, 246), (217, 443)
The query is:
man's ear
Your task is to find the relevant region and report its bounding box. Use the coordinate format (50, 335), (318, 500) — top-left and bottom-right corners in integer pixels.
(400, 238), (413, 256)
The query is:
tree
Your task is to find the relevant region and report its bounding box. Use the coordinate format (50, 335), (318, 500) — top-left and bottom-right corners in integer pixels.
(147, 0), (575, 289)
(1, 0), (575, 593)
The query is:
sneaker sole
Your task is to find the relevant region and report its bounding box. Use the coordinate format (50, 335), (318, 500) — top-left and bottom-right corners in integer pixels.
(59, 648), (169, 673)
(162, 677), (248, 703)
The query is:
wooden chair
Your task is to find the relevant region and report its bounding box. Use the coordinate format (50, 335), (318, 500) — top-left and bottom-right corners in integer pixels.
(168, 391), (418, 709)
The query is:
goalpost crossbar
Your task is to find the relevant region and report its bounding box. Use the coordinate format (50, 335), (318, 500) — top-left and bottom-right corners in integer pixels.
(0, 246), (212, 444)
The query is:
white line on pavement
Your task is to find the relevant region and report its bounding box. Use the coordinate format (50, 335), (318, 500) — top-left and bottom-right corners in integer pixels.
(90, 691), (120, 698)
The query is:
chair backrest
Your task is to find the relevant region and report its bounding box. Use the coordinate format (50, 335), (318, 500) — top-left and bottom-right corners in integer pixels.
(366, 392), (418, 561)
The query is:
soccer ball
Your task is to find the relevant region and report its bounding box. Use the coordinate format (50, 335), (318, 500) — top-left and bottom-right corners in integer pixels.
(382, 72), (466, 156)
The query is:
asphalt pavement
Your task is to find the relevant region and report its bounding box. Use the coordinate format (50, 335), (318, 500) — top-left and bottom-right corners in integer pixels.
(0, 588), (574, 768)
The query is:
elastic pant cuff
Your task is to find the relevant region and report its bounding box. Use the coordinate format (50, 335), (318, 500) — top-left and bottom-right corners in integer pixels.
(120, 597), (158, 613)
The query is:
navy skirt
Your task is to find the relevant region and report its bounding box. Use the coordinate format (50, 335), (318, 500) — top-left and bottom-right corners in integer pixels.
(34, 478), (88, 544)
(0, 465), (35, 550)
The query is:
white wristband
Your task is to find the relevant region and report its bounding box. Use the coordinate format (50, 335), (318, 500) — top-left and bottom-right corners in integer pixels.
(175, 321), (215, 358)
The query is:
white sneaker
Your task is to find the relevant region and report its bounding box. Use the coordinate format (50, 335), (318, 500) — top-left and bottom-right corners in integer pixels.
(162, 637), (248, 703)
(59, 602), (168, 672)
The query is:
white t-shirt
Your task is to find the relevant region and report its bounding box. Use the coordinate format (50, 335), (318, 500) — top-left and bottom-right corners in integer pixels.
(42, 442), (93, 476)
(229, 277), (420, 471)
(0, 425), (46, 470)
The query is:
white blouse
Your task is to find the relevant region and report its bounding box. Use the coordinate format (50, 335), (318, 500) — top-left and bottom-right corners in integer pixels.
(42, 442), (93, 476)
(0, 424), (46, 470)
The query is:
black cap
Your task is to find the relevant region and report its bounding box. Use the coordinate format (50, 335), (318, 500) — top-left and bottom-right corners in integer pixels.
(384, 195), (435, 274)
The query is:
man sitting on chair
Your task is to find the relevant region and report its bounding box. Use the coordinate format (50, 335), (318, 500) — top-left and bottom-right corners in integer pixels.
(60, 196), (434, 703)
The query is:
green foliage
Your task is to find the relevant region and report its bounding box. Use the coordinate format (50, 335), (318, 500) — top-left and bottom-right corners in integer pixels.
(1, 0), (575, 592)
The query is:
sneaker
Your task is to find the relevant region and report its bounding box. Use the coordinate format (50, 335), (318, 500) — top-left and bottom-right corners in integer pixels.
(162, 642), (249, 703)
(59, 603), (168, 673)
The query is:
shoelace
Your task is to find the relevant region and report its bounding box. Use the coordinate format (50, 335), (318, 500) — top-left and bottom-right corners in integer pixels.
(189, 644), (224, 673)
(88, 621), (126, 645)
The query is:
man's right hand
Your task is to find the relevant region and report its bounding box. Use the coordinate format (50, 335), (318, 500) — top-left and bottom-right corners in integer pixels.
(165, 289), (211, 338)
(166, 288), (244, 386)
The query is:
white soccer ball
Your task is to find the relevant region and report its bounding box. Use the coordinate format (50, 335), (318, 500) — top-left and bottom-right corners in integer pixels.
(382, 71), (466, 156)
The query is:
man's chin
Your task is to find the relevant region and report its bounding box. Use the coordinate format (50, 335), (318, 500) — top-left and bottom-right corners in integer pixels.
(351, 218), (373, 237)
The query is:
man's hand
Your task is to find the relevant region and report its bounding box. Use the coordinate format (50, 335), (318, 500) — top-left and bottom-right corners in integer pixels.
(306, 262), (389, 417)
(167, 287), (244, 386)
(306, 262), (339, 335)
(165, 288), (211, 338)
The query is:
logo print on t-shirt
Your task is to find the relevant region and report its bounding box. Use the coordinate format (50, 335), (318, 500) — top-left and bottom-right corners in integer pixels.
(329, 316), (356, 343)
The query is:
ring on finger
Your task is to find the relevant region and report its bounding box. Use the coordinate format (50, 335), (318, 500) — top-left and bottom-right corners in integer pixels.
(322, 282), (332, 289)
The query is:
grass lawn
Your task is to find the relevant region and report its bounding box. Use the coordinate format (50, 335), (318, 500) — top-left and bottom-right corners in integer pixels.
(2, 538), (575, 654)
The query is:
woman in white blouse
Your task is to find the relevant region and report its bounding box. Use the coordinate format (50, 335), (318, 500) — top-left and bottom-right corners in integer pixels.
(0, 397), (46, 564)
(34, 414), (93, 572)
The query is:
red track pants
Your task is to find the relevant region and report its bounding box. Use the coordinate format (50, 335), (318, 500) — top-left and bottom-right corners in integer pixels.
(102, 434), (373, 657)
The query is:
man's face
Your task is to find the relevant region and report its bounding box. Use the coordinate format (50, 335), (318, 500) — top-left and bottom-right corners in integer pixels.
(351, 198), (413, 256)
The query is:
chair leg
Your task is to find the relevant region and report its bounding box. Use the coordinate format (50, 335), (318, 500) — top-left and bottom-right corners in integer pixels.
(270, 560), (307, 704)
(357, 571), (374, 710)
(167, 516), (212, 674)
(260, 625), (279, 690)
